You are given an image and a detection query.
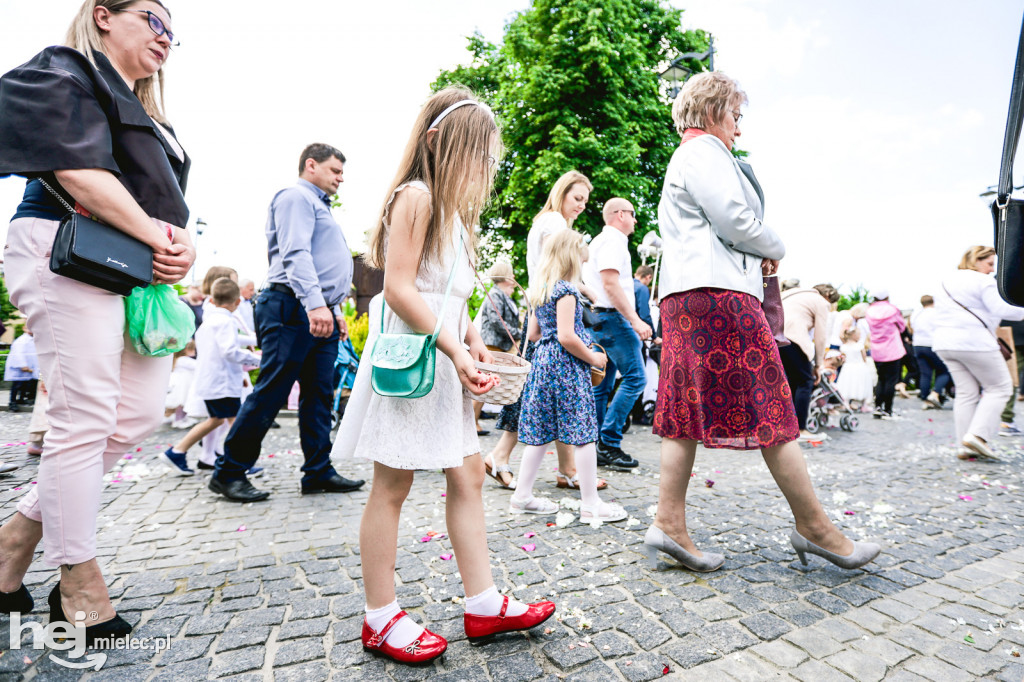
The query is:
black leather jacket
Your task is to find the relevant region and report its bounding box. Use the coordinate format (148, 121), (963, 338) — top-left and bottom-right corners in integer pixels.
(0, 46), (190, 227)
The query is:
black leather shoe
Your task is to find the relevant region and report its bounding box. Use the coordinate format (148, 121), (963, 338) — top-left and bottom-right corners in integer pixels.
(270, 420), (282, 429)
(0, 583), (33, 614)
(301, 473), (365, 494)
(209, 476), (270, 502)
(48, 583), (132, 647)
(596, 441), (639, 469)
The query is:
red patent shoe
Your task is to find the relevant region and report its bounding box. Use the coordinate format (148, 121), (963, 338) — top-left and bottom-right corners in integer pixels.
(361, 611), (447, 666)
(464, 596), (556, 644)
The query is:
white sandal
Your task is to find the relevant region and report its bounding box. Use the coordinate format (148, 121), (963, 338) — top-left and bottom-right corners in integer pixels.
(509, 496), (559, 515)
(579, 501), (628, 524)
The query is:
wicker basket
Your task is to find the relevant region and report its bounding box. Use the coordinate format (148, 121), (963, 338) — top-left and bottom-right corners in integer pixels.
(590, 343), (607, 387)
(474, 351), (532, 405)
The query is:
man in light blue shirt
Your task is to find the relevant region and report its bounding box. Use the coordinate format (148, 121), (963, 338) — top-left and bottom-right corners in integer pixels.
(212, 143), (364, 502)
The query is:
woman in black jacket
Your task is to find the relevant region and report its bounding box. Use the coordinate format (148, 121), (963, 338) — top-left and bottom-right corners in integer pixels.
(0, 0), (194, 644)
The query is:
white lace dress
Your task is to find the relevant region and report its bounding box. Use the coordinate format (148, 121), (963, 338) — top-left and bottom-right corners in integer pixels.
(333, 181), (479, 470)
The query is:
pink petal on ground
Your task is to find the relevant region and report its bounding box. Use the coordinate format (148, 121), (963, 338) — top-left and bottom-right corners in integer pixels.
(524, 532), (536, 538)
(844, 510), (856, 515)
(124, 455), (133, 460)
(135, 447), (142, 452)
(959, 495), (973, 501)
(13, 487), (21, 491)
(29, 481), (36, 485)
(237, 525), (246, 532)
(440, 553), (453, 560)
(268, 454), (275, 458)
(420, 536), (432, 543)
(441, 493), (446, 497)
(522, 543), (536, 552)
(705, 480), (715, 488)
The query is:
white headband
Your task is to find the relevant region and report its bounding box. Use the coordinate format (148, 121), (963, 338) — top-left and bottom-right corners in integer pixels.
(428, 99), (493, 130)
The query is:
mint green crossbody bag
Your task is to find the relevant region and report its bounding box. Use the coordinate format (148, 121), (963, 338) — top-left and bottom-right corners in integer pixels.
(370, 231), (464, 399)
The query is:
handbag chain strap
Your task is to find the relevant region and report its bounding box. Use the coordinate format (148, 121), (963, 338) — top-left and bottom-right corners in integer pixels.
(997, 14), (1024, 211)
(380, 228), (465, 340)
(942, 283), (1001, 343)
(37, 178), (76, 214)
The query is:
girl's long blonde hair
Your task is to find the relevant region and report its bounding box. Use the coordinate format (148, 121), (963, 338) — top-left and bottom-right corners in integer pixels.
(366, 87), (502, 270)
(65, 0), (171, 124)
(528, 229), (588, 307)
(534, 170), (592, 228)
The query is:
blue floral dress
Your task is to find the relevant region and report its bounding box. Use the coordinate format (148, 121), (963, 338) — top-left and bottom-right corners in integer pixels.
(518, 280), (598, 446)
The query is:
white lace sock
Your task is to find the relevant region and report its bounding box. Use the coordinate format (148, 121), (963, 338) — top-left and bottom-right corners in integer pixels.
(511, 444), (546, 506)
(575, 442), (602, 509)
(465, 585), (528, 617)
(365, 601), (424, 648)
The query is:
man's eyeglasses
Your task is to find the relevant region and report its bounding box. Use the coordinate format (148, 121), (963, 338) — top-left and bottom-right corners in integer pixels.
(731, 111), (743, 125)
(122, 9), (179, 47)
(618, 209), (636, 218)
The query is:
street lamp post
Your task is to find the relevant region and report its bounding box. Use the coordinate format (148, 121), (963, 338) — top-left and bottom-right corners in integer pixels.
(193, 218), (207, 282)
(659, 35), (715, 100)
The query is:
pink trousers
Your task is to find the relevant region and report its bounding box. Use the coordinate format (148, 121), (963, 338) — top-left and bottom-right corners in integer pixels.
(5, 217), (171, 565)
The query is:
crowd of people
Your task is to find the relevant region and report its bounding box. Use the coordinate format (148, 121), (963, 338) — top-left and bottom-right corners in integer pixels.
(0, 0), (1017, 669)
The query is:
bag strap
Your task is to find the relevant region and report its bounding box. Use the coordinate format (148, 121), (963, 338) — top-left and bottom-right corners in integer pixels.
(469, 268), (531, 359)
(942, 283), (999, 341)
(37, 178), (75, 214)
(380, 228), (465, 340)
(997, 14), (1024, 208)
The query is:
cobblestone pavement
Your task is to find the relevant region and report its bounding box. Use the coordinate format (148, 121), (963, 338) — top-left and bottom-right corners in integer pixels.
(1, 397), (1023, 681)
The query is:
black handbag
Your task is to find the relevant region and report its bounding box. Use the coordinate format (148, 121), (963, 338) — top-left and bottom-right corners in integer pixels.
(993, 13), (1024, 305)
(40, 179), (153, 296)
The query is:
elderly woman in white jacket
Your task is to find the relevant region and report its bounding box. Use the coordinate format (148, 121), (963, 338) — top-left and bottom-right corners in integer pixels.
(644, 72), (879, 573)
(934, 246), (1024, 460)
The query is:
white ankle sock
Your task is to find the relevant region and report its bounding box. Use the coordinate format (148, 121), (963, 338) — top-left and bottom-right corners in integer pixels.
(464, 585), (527, 617)
(365, 600), (424, 648)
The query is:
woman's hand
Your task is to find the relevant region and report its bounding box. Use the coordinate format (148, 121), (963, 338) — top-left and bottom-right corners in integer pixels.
(761, 258), (780, 276)
(153, 242), (196, 284)
(454, 349), (499, 396)
(591, 350), (607, 370)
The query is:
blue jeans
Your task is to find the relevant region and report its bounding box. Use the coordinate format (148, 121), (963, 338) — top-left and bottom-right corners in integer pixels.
(215, 289), (339, 484)
(914, 345), (950, 401)
(591, 311), (646, 447)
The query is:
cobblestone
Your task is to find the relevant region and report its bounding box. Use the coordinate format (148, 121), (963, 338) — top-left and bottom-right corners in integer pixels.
(0, 400), (1022, 679)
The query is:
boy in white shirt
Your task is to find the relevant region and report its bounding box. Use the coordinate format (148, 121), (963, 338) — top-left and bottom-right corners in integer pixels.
(161, 278), (259, 475)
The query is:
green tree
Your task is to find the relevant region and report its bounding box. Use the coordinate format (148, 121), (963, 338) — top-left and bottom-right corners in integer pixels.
(433, 0), (709, 276)
(837, 284), (870, 311)
(0, 277), (17, 322)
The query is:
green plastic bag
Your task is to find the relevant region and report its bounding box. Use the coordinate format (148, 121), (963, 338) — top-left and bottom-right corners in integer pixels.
(124, 284), (196, 357)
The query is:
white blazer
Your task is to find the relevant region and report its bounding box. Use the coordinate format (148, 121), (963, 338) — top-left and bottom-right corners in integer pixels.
(657, 134), (785, 302)
(933, 269), (1024, 352)
(192, 307), (259, 400)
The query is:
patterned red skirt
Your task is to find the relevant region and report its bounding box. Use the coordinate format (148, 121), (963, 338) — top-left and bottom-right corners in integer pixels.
(653, 288), (799, 450)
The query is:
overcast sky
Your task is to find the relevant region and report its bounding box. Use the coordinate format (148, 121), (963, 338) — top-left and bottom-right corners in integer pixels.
(1, 0), (1021, 306)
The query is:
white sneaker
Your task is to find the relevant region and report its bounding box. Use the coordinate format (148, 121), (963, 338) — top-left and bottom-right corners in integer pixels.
(509, 496), (559, 515)
(960, 434), (1000, 461)
(172, 417), (197, 429)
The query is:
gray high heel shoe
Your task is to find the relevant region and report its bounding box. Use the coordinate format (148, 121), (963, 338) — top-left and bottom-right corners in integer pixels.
(790, 529), (880, 570)
(642, 526), (725, 572)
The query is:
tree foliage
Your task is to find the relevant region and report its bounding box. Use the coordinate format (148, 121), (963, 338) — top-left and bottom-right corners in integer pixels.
(433, 0), (709, 276)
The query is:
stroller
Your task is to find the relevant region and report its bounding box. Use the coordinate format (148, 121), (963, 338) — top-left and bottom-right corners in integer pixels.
(805, 371), (860, 434)
(330, 338), (360, 429)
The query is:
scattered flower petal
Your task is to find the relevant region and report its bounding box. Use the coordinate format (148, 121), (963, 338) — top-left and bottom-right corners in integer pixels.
(522, 543), (536, 552)
(440, 553), (453, 560)
(844, 510), (856, 516)
(237, 525), (246, 532)
(524, 531), (536, 538)
(959, 495), (973, 501)
(663, 666), (671, 675)
(705, 479), (715, 488)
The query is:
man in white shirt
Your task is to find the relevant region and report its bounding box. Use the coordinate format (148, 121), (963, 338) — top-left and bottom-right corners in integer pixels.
(582, 198), (652, 468)
(237, 279), (256, 333)
(912, 295), (949, 409)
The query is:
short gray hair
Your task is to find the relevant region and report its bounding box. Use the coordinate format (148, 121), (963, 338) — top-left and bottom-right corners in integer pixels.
(672, 72), (747, 136)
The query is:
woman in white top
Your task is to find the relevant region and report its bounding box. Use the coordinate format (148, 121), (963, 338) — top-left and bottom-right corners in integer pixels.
(489, 171), (608, 492)
(933, 246), (1024, 460)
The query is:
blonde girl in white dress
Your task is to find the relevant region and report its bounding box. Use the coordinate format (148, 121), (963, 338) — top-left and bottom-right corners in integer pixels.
(334, 87), (555, 666)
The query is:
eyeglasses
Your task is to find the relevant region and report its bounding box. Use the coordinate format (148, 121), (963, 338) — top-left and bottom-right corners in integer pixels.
(122, 9), (179, 47)
(618, 209), (636, 218)
(731, 111), (743, 124)
(487, 155), (497, 168)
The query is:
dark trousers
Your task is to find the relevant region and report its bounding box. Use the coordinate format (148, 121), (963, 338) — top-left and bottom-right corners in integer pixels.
(779, 343), (814, 431)
(8, 379), (36, 407)
(914, 345), (950, 401)
(215, 289), (339, 484)
(874, 359), (902, 414)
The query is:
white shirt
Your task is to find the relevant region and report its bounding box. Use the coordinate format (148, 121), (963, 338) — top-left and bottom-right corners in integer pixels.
(933, 269), (1024, 352)
(526, 212), (569, 285)
(582, 225), (634, 310)
(237, 298), (256, 338)
(910, 306), (937, 347)
(192, 307), (259, 400)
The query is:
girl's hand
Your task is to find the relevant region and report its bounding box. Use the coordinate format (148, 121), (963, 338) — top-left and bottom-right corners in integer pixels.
(454, 349), (500, 396)
(591, 350), (607, 370)
(761, 258), (780, 276)
(470, 342), (494, 365)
